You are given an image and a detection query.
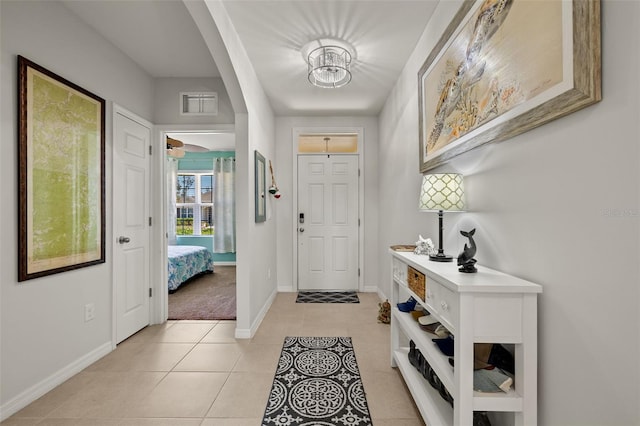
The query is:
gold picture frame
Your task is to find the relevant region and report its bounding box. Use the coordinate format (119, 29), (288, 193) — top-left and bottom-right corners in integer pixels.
(418, 0), (601, 172)
(18, 56), (105, 281)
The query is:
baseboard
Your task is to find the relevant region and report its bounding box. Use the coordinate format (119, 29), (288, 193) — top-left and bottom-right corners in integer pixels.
(234, 287), (277, 339)
(277, 285), (295, 292)
(0, 341), (112, 421)
(214, 261), (236, 266)
(362, 285), (379, 293)
(377, 288), (388, 302)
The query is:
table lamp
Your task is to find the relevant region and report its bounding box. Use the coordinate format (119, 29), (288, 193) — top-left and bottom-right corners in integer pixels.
(419, 173), (465, 262)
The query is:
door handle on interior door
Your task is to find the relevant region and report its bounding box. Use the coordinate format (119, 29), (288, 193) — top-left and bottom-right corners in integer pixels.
(299, 228), (304, 233)
(118, 236), (131, 244)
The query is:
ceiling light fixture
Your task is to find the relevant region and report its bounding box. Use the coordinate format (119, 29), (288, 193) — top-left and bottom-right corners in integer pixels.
(302, 39), (355, 89)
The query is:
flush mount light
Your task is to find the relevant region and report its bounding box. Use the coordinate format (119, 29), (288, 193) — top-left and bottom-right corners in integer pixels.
(302, 39), (355, 89)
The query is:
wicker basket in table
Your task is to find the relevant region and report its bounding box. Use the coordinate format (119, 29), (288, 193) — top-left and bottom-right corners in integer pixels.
(407, 266), (426, 301)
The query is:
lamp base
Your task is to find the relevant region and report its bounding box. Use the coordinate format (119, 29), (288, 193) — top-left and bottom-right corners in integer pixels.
(429, 253), (453, 262)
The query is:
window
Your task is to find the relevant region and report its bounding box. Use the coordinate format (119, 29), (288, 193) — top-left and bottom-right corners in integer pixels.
(176, 173), (214, 235)
(298, 133), (358, 153)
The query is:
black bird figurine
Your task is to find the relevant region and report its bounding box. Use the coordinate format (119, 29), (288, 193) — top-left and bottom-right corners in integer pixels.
(457, 229), (478, 273)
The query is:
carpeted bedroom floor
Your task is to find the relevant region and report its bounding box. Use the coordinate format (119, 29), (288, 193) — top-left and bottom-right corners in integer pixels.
(168, 265), (236, 320)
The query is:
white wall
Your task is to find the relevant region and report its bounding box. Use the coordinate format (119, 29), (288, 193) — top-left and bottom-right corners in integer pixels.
(153, 77), (234, 125)
(378, 1), (640, 425)
(192, 0), (278, 336)
(274, 116), (379, 292)
(0, 0), (154, 417)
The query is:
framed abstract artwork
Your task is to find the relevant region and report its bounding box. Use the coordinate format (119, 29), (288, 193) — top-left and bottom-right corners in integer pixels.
(18, 56), (106, 281)
(418, 0), (601, 172)
(255, 150), (266, 223)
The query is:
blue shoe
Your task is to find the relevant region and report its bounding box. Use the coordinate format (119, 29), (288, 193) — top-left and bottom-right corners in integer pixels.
(397, 296), (417, 312)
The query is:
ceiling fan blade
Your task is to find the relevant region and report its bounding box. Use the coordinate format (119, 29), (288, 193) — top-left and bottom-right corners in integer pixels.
(166, 136), (184, 148)
(167, 147), (185, 158)
(182, 143), (209, 152)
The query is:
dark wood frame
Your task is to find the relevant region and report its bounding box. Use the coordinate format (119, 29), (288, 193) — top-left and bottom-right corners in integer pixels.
(18, 56), (106, 281)
(418, 0), (601, 172)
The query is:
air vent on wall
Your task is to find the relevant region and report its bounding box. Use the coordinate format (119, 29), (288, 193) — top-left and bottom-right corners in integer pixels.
(180, 92), (218, 116)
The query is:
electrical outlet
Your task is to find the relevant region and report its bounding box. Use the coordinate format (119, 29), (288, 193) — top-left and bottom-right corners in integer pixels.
(84, 303), (95, 322)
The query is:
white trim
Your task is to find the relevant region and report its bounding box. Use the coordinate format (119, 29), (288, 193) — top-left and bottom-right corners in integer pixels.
(214, 261), (237, 266)
(152, 124), (236, 326)
(0, 342), (112, 421)
(278, 285), (296, 292)
(377, 288), (388, 303)
(234, 287), (277, 339)
(111, 104), (154, 343)
(291, 126), (365, 292)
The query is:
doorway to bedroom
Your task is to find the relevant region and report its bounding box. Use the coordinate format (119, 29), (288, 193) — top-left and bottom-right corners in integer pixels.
(165, 131), (237, 320)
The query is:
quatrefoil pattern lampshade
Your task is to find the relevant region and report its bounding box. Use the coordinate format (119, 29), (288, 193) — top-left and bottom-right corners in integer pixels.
(419, 173), (465, 211)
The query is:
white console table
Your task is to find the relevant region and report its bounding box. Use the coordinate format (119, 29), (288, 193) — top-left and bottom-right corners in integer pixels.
(390, 250), (542, 426)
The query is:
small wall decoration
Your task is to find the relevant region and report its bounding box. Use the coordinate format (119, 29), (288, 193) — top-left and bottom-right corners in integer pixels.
(457, 228), (477, 273)
(18, 56), (105, 281)
(254, 150), (266, 222)
(418, 0), (601, 172)
(268, 160), (281, 199)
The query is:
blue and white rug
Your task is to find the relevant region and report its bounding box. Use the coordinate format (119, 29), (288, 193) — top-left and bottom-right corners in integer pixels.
(296, 291), (360, 303)
(262, 336), (372, 426)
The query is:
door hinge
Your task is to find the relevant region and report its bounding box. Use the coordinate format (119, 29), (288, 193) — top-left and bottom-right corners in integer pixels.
(358, 268), (361, 277)
(149, 145), (152, 155)
(149, 288), (153, 297)
(149, 217), (152, 226)
(358, 169), (361, 177)
(358, 218), (360, 227)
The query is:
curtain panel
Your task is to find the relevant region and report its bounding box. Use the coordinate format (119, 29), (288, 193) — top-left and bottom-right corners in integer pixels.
(213, 157), (236, 253)
(166, 158), (178, 245)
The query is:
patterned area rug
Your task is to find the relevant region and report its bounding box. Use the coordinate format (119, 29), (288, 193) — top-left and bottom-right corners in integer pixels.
(295, 291), (360, 303)
(262, 337), (372, 426)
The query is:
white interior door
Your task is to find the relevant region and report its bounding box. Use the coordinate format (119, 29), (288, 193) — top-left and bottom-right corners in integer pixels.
(114, 109), (151, 343)
(297, 155), (358, 291)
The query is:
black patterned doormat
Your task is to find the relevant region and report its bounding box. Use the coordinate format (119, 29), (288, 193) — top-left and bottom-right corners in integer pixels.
(262, 336), (372, 426)
(296, 291), (360, 303)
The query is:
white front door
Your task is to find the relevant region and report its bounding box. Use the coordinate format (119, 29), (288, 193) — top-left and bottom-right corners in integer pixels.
(114, 109), (151, 343)
(297, 155), (359, 291)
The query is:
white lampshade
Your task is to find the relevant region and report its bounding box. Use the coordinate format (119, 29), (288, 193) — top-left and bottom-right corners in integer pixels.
(419, 173), (465, 212)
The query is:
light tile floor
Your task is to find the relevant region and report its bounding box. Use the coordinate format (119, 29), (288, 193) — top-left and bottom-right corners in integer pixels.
(3, 293), (424, 426)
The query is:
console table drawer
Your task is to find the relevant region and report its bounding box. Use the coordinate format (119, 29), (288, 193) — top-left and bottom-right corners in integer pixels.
(393, 258), (407, 285)
(426, 280), (458, 332)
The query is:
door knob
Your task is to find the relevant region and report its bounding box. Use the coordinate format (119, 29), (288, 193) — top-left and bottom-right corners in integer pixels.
(118, 236), (131, 244)
(299, 227), (304, 233)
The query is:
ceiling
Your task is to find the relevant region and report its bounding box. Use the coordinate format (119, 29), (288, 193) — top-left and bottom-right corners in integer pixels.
(62, 0), (438, 116)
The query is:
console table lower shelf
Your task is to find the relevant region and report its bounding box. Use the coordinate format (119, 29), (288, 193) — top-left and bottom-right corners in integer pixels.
(394, 348), (453, 426)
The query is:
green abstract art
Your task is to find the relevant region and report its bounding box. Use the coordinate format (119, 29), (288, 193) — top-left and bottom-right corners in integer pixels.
(18, 56), (105, 281)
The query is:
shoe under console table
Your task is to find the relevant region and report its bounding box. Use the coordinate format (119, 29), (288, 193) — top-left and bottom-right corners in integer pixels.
(389, 250), (542, 426)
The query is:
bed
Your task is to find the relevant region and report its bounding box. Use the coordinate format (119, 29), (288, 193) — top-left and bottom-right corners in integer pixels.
(168, 245), (214, 292)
